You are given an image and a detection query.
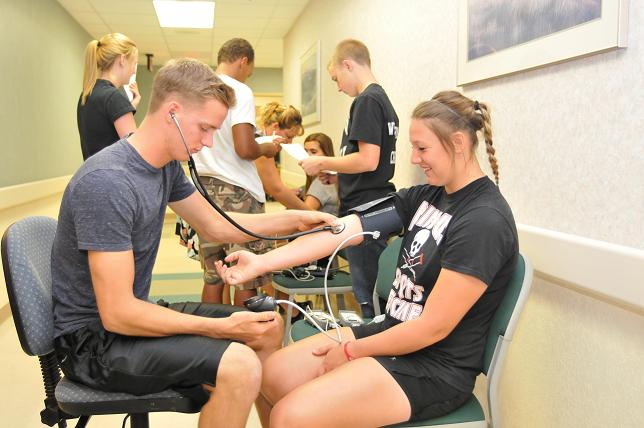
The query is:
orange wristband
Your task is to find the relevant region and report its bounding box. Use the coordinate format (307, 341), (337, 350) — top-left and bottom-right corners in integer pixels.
(343, 341), (355, 361)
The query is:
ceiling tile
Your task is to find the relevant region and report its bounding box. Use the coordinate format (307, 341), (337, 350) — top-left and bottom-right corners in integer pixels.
(100, 13), (160, 26)
(216, 3), (275, 18)
(81, 23), (112, 38)
(119, 26), (165, 37)
(89, 0), (155, 14)
(57, 0), (94, 13)
(215, 17), (268, 30)
(67, 10), (107, 26)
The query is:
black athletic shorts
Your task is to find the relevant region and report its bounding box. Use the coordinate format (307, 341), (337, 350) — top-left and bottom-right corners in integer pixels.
(352, 321), (471, 422)
(54, 301), (244, 407)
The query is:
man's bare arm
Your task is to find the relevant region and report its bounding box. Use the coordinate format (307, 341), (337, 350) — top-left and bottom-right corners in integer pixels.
(88, 250), (276, 340)
(232, 123), (280, 160)
(169, 192), (336, 243)
(300, 141), (380, 175)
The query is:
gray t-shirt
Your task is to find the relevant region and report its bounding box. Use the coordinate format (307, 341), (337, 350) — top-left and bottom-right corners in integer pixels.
(306, 178), (339, 215)
(52, 139), (195, 337)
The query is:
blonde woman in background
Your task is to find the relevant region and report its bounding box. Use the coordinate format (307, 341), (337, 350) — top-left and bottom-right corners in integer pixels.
(255, 103), (313, 319)
(255, 102), (309, 210)
(78, 33), (140, 160)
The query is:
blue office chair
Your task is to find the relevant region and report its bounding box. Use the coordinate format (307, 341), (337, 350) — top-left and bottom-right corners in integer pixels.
(2, 216), (200, 427)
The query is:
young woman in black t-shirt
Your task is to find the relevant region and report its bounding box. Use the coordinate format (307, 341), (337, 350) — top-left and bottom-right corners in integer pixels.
(77, 33), (140, 160)
(217, 91), (518, 426)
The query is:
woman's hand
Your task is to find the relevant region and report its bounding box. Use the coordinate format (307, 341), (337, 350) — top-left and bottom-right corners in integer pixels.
(215, 251), (264, 286)
(291, 187), (304, 199)
(312, 341), (349, 376)
(299, 155), (327, 176)
(129, 81), (141, 109)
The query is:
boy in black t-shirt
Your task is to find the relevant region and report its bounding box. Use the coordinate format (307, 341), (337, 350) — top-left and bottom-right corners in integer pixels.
(300, 39), (399, 317)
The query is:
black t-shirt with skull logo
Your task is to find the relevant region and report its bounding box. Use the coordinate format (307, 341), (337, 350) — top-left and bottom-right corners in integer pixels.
(383, 176), (518, 392)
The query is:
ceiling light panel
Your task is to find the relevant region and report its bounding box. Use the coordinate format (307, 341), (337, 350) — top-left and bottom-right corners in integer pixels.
(153, 0), (215, 29)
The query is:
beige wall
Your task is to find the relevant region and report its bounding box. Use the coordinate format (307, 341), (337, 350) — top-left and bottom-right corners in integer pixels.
(0, 0), (90, 187)
(282, 1), (644, 427)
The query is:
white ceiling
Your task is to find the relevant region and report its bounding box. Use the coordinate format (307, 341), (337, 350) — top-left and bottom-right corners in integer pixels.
(56, 0), (310, 68)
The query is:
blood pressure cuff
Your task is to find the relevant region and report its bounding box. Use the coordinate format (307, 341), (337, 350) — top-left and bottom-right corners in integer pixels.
(348, 195), (404, 241)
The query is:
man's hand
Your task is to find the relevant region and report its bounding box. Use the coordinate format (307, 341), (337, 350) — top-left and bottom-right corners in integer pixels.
(293, 210), (337, 231)
(318, 172), (337, 185)
(299, 155), (327, 176)
(312, 342), (348, 376)
(220, 310), (278, 342)
(260, 141), (282, 158)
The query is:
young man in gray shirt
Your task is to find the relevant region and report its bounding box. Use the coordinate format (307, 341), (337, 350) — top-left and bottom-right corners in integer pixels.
(52, 58), (335, 428)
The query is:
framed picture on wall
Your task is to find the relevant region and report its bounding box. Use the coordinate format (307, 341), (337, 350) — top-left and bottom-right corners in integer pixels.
(457, 0), (629, 85)
(300, 40), (321, 126)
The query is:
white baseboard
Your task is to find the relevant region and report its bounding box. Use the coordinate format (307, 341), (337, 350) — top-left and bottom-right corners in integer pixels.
(0, 175), (72, 210)
(517, 223), (644, 312)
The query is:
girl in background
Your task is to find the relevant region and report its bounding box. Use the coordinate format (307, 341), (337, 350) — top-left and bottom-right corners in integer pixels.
(303, 133), (339, 215)
(78, 33), (140, 160)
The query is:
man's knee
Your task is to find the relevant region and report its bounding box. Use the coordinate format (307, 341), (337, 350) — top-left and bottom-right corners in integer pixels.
(217, 343), (262, 395)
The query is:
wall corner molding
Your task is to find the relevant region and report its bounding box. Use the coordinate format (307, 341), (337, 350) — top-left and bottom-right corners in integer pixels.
(0, 175), (72, 210)
(517, 223), (644, 312)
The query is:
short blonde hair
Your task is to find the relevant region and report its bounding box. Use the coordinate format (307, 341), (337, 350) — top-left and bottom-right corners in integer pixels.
(148, 58), (236, 113)
(329, 39), (371, 68)
(81, 33), (137, 105)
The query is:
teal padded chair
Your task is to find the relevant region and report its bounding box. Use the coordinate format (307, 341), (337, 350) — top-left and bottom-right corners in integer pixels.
(289, 237), (403, 342)
(290, 237), (533, 428)
(2, 217), (200, 427)
(273, 251), (353, 347)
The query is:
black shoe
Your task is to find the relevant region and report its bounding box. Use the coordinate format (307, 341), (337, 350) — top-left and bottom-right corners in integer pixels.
(296, 299), (313, 311)
(290, 311), (305, 323)
(291, 300), (313, 323)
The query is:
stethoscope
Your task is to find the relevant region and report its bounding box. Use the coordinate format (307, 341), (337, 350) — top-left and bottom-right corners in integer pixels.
(169, 112), (345, 241)
(170, 112), (383, 344)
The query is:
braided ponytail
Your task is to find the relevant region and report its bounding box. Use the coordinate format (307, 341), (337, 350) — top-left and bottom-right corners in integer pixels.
(477, 103), (499, 185)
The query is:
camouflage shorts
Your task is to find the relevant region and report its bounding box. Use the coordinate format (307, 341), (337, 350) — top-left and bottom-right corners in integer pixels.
(197, 176), (274, 290)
